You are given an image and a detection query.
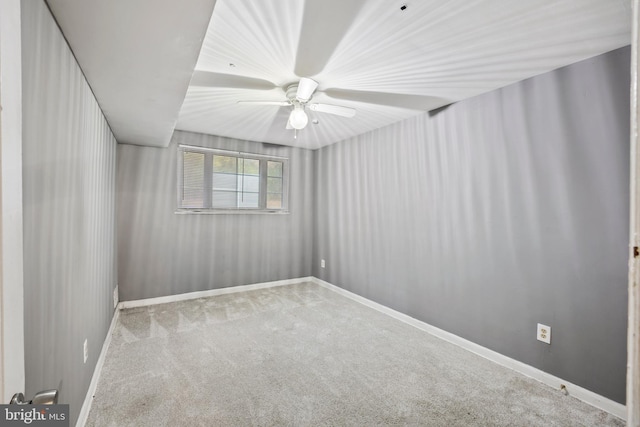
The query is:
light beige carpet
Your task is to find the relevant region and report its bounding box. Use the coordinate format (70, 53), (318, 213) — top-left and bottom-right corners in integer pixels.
(86, 282), (624, 426)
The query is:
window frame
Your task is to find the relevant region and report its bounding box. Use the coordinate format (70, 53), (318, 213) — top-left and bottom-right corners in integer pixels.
(176, 144), (290, 214)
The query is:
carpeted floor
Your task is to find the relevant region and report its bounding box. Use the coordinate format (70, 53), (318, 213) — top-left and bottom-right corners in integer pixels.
(85, 282), (624, 426)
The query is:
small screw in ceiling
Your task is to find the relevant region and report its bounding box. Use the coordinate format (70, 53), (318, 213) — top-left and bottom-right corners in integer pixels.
(400, 4), (407, 11)
(229, 63), (236, 67)
(312, 119), (319, 125)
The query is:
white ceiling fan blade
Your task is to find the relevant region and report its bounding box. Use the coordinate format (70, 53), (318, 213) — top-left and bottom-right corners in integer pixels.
(294, 1), (365, 77)
(309, 103), (356, 118)
(324, 88), (447, 111)
(296, 78), (319, 102)
(237, 100), (291, 106)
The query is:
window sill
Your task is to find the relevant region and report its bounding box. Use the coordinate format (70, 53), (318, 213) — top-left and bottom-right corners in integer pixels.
(175, 209), (290, 215)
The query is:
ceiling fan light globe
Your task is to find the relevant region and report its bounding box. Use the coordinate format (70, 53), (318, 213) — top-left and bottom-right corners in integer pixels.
(289, 108), (308, 130)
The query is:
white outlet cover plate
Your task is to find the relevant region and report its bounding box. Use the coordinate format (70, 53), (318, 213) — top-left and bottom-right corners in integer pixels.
(537, 323), (551, 344)
(321, 259), (325, 268)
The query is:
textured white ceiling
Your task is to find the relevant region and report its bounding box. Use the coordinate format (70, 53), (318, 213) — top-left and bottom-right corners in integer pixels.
(176, 0), (631, 149)
(48, 0), (630, 149)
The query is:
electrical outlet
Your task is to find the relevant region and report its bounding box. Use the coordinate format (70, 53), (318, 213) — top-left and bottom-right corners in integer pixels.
(113, 286), (119, 309)
(83, 339), (88, 363)
(537, 323), (551, 344)
(321, 259), (325, 268)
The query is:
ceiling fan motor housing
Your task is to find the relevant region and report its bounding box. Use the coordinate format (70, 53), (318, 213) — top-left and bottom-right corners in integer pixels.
(286, 84), (311, 103)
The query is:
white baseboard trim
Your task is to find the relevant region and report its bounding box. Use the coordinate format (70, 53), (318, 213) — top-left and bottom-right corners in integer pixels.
(118, 276), (314, 309)
(76, 306), (121, 427)
(312, 277), (626, 421)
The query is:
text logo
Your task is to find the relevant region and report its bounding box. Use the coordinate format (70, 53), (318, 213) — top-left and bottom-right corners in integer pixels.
(0, 405), (69, 426)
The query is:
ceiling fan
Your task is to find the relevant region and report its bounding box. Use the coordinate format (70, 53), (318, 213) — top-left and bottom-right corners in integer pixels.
(237, 77), (356, 130)
(190, 68), (447, 136)
(185, 0), (451, 143)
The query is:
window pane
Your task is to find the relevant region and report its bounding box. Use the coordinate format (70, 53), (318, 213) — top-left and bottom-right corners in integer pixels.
(267, 177), (282, 193)
(179, 147), (288, 212)
(213, 155), (237, 173)
(242, 158), (260, 175)
(182, 151), (205, 208)
(212, 172), (236, 191)
(240, 175), (260, 193)
(267, 193), (282, 209)
(212, 190), (236, 208)
(237, 192), (259, 208)
(268, 161), (282, 177)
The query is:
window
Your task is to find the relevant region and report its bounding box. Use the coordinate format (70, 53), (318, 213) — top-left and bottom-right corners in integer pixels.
(177, 145), (289, 213)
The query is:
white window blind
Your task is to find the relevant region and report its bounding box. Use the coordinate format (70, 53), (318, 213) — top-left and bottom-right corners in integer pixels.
(182, 151), (205, 208)
(178, 145), (289, 213)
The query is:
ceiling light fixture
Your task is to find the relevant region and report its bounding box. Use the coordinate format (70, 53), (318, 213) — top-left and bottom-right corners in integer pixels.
(289, 105), (308, 130)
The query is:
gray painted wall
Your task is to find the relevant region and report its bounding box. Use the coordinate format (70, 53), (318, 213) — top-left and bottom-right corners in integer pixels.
(313, 47), (630, 403)
(21, 1), (117, 424)
(117, 131), (314, 301)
